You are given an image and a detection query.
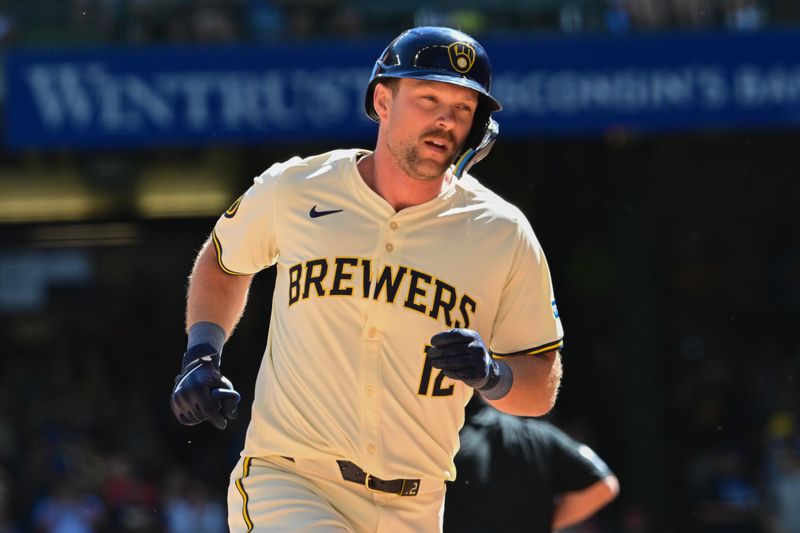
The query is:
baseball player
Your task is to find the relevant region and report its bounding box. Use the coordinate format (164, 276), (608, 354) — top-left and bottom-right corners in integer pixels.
(170, 26), (564, 533)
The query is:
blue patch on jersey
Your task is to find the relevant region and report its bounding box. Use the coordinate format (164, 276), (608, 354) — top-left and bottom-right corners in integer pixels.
(551, 300), (559, 319)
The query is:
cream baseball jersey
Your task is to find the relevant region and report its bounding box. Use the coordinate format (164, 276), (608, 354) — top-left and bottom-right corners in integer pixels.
(213, 148), (564, 482)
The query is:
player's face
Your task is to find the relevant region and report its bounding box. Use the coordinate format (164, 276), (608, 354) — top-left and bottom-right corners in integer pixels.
(383, 79), (478, 182)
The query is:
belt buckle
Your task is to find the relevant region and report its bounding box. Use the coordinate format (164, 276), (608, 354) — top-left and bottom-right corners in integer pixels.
(364, 473), (382, 493)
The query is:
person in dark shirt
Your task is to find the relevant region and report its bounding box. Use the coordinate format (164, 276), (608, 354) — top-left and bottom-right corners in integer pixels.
(445, 398), (619, 532)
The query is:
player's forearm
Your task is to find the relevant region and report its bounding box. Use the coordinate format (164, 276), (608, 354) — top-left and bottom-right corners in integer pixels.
(484, 349), (562, 416)
(552, 476), (619, 530)
(185, 238), (254, 337)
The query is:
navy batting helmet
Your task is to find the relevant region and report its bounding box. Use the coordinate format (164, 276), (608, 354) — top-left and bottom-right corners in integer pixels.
(365, 26), (502, 177)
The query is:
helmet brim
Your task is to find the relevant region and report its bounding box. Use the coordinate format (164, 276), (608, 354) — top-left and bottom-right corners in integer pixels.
(373, 70), (502, 113)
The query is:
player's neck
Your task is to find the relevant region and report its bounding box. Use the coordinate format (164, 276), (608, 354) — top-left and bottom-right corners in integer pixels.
(358, 152), (452, 212)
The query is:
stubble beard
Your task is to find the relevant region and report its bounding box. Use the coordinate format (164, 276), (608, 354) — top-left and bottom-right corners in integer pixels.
(389, 133), (457, 182)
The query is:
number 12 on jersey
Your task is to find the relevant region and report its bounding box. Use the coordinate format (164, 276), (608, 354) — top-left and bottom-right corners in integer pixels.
(418, 345), (455, 397)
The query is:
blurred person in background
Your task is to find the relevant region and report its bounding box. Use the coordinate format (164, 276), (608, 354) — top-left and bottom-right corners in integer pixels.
(163, 469), (227, 533)
(690, 446), (759, 532)
(722, 0), (766, 30)
(444, 396), (619, 533)
(30, 475), (105, 533)
(762, 411), (800, 532)
(101, 454), (160, 531)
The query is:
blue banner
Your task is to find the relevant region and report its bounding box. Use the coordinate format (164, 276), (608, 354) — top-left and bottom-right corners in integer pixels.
(6, 30), (800, 150)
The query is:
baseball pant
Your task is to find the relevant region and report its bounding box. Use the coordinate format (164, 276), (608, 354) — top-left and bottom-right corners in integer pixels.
(227, 455), (446, 532)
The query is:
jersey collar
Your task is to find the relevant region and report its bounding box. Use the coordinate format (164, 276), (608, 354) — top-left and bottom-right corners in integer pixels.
(345, 150), (458, 217)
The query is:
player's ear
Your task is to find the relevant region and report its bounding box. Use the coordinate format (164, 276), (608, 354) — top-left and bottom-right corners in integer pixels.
(373, 82), (392, 122)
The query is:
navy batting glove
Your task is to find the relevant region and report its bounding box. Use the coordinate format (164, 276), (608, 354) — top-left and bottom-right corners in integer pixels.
(170, 343), (241, 430)
(427, 329), (501, 391)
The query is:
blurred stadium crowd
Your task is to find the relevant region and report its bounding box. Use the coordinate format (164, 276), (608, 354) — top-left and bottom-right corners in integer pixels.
(0, 225), (240, 532)
(0, 1), (799, 532)
(0, 0), (797, 46)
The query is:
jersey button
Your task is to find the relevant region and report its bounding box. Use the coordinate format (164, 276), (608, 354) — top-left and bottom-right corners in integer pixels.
(367, 327), (377, 338)
(367, 443), (377, 454)
(389, 221), (399, 230)
(365, 385), (374, 397)
(385, 243), (394, 252)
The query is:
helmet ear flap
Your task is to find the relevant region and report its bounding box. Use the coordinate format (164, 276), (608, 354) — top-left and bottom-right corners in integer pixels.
(463, 102), (492, 155)
(454, 117), (499, 178)
(451, 100), (492, 178)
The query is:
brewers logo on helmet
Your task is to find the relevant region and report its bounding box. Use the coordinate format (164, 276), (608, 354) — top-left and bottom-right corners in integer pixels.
(447, 42), (476, 73)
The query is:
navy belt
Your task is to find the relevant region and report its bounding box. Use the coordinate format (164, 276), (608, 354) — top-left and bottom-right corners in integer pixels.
(280, 456), (421, 497)
(336, 460), (421, 497)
